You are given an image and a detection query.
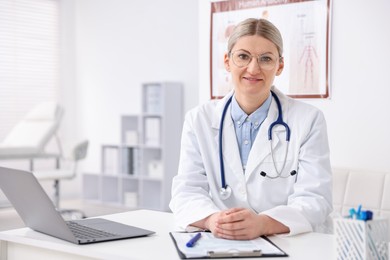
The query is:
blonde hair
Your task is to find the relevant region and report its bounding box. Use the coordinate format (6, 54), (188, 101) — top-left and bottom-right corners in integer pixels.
(227, 18), (283, 57)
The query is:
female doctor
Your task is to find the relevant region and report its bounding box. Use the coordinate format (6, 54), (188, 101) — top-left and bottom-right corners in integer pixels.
(169, 18), (332, 240)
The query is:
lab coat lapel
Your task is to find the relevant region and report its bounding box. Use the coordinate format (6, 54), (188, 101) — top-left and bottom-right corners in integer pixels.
(212, 92), (244, 179)
(218, 116), (243, 177)
(244, 98), (281, 180)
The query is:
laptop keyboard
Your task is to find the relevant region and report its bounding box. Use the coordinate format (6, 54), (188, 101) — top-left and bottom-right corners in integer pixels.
(67, 221), (119, 240)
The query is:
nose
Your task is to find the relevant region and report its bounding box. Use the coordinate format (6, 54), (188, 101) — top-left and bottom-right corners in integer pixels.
(246, 57), (261, 74)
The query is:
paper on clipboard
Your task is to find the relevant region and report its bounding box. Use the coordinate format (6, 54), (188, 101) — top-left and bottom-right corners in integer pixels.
(170, 232), (288, 259)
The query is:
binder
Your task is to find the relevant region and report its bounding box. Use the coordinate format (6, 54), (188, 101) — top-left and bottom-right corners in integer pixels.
(169, 232), (288, 259)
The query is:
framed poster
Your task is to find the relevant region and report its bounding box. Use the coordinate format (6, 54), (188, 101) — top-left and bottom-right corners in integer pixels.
(210, 0), (331, 99)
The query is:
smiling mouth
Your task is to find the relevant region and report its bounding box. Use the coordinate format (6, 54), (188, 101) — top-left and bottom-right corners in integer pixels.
(243, 76), (262, 82)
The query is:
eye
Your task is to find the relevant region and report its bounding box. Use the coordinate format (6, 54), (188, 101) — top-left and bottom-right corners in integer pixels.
(237, 52), (251, 61)
(259, 55), (273, 63)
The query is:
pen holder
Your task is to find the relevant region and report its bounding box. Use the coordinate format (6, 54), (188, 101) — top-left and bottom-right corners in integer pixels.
(334, 217), (389, 260)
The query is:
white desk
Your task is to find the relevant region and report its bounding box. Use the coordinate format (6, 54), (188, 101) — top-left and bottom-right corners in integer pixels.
(0, 209), (336, 259)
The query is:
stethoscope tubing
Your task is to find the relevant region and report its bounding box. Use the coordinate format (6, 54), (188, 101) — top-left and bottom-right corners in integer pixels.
(219, 95), (232, 190)
(268, 91), (291, 141)
(218, 90), (293, 199)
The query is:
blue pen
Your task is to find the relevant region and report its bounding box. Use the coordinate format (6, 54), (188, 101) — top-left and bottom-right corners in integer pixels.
(356, 204), (362, 220)
(186, 233), (202, 247)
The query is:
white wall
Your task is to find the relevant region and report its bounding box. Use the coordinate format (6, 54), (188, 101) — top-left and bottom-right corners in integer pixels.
(199, 0), (390, 172)
(58, 0), (198, 198)
(323, 0), (390, 171)
(65, 0), (198, 171)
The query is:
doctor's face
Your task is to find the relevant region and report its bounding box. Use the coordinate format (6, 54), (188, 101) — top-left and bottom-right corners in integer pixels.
(224, 35), (284, 100)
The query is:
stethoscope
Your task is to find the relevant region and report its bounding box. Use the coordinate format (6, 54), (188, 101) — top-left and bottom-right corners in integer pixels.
(219, 90), (296, 200)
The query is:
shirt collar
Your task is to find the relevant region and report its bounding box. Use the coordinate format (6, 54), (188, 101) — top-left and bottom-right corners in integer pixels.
(230, 94), (272, 129)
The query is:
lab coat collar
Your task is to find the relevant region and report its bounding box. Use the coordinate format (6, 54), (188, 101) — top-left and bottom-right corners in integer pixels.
(211, 87), (287, 129)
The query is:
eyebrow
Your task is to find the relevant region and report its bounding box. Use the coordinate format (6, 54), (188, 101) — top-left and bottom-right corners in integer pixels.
(235, 49), (276, 56)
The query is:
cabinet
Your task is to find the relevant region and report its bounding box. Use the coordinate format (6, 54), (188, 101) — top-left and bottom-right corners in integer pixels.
(83, 82), (183, 211)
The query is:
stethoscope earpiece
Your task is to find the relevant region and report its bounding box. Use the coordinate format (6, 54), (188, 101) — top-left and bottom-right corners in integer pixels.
(260, 170), (297, 178)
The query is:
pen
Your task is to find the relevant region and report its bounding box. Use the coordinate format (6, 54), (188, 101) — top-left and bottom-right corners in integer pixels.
(186, 232), (202, 247)
(356, 204), (362, 218)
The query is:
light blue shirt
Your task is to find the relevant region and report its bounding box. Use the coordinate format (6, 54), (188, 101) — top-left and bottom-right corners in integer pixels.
(230, 94), (272, 171)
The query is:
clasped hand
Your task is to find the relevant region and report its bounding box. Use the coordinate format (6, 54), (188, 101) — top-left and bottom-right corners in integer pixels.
(205, 208), (264, 240)
(203, 207), (289, 240)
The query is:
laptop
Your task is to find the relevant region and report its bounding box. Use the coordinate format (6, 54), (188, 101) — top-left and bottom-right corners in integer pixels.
(0, 166), (155, 244)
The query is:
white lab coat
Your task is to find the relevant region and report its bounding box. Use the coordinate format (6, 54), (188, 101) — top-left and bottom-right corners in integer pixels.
(169, 86), (332, 236)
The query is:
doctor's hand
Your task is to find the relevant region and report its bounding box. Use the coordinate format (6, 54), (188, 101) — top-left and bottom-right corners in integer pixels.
(206, 208), (289, 240)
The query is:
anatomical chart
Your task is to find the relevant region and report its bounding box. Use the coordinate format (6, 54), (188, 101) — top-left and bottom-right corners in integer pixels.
(211, 0), (331, 99)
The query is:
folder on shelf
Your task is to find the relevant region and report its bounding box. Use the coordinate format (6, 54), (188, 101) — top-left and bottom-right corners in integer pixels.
(120, 147), (139, 175)
(120, 147), (133, 175)
(145, 118), (160, 146)
(102, 146), (119, 175)
(144, 84), (162, 114)
(169, 232), (288, 259)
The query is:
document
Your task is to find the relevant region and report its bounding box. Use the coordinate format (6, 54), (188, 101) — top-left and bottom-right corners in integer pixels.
(170, 232), (287, 258)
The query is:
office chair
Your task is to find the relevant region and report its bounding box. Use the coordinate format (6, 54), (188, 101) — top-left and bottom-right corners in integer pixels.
(0, 101), (64, 170)
(33, 140), (89, 220)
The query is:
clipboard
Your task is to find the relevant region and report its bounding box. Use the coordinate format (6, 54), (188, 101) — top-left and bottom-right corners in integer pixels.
(169, 232), (288, 259)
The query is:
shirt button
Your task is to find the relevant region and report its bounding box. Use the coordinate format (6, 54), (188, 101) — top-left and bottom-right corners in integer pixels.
(244, 140), (249, 145)
(254, 122), (259, 126)
(237, 121), (241, 125)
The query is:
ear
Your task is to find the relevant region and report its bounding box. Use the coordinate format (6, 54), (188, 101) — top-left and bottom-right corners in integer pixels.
(224, 53), (230, 72)
(276, 57), (284, 76)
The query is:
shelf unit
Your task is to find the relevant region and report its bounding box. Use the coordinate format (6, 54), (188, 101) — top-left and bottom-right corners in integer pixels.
(83, 82), (183, 211)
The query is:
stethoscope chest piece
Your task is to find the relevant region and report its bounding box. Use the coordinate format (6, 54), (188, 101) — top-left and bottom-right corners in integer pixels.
(219, 186), (232, 200)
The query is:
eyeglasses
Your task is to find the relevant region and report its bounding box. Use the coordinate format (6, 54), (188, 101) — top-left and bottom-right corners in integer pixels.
(230, 50), (281, 70)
